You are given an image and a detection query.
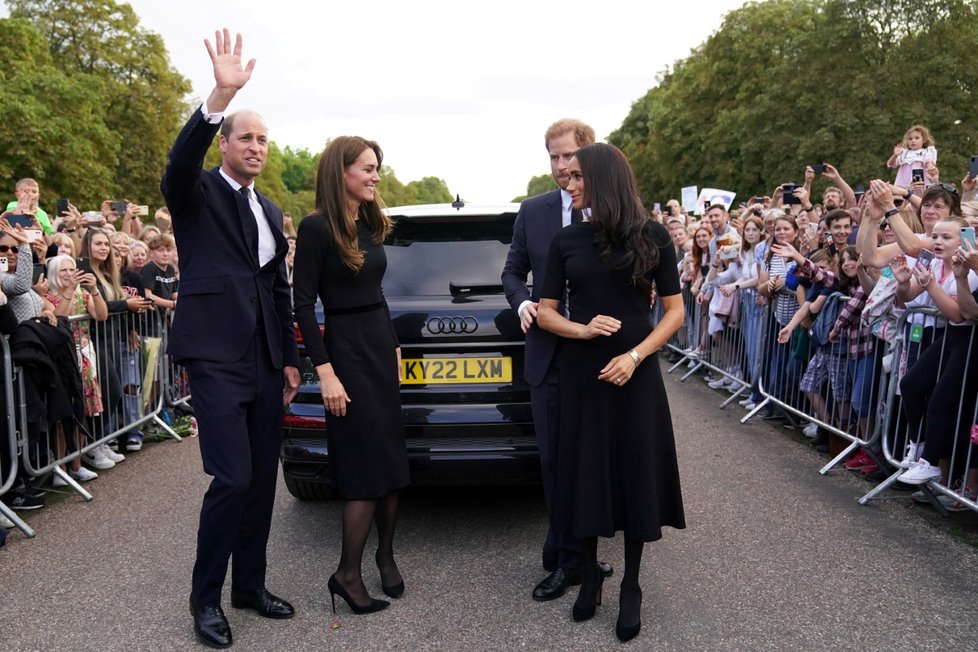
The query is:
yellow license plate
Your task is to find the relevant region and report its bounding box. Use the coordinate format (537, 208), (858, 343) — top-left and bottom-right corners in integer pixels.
(401, 356), (512, 385)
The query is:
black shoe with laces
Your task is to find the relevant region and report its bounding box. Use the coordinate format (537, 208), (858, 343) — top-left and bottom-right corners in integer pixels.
(3, 493), (44, 511)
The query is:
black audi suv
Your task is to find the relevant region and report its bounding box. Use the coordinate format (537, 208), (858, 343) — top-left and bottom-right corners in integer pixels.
(280, 203), (538, 499)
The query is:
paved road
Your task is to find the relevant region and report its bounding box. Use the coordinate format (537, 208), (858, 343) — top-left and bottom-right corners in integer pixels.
(3, 364), (977, 651)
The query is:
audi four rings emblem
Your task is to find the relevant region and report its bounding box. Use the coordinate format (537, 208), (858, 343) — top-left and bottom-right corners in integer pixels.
(426, 316), (478, 334)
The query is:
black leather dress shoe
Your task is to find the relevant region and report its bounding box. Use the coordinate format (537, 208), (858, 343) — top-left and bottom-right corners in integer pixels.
(230, 588), (295, 619)
(190, 598), (232, 649)
(599, 561), (614, 578)
(532, 567), (583, 602)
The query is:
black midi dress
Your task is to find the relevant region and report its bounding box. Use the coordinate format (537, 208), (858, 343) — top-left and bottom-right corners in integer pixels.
(292, 215), (409, 499)
(540, 220), (686, 542)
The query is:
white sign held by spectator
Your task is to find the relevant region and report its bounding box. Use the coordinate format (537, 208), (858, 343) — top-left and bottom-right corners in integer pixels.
(697, 188), (736, 214)
(681, 186), (699, 213)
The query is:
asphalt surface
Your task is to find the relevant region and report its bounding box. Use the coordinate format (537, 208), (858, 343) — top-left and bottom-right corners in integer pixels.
(2, 362), (977, 651)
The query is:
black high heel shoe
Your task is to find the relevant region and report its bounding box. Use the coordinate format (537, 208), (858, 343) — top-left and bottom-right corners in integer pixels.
(327, 575), (389, 615)
(375, 551), (405, 599)
(615, 586), (642, 642)
(572, 574), (604, 622)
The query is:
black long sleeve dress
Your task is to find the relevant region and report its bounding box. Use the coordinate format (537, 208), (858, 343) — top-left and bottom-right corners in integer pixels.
(541, 220), (686, 542)
(292, 215), (409, 499)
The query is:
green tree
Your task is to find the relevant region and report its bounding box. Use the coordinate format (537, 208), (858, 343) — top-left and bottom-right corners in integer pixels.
(0, 17), (120, 206)
(8, 0), (191, 207)
(512, 173), (557, 202)
(280, 145), (317, 194)
(610, 0), (978, 205)
(405, 176), (452, 204)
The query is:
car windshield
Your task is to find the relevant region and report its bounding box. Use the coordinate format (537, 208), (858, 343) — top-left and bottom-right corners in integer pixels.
(384, 215), (516, 296)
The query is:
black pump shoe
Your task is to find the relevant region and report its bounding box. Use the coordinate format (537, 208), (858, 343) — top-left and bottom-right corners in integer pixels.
(616, 586), (643, 642)
(572, 574), (604, 622)
(328, 575), (389, 615)
(375, 551), (405, 598)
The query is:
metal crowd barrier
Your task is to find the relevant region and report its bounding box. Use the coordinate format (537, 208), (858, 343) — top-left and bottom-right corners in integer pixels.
(661, 279), (977, 515)
(859, 308), (978, 514)
(664, 284), (754, 408)
(1, 330), (33, 537)
(745, 293), (889, 475)
(1, 306), (186, 539)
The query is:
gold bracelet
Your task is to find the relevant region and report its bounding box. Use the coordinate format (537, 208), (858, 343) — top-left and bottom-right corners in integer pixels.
(627, 349), (641, 367)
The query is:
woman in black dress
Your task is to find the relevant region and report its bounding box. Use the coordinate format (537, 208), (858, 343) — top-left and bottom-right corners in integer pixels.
(292, 136), (409, 615)
(537, 143), (686, 643)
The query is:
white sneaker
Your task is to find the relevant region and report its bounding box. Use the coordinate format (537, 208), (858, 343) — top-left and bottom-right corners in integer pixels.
(802, 423), (819, 438)
(898, 458), (941, 485)
(68, 466), (98, 483)
(708, 376), (729, 389)
(0, 513), (14, 529)
(101, 444), (125, 464)
(738, 397), (755, 406)
(899, 441), (920, 469)
(52, 474), (68, 488)
(742, 401), (757, 411)
(82, 447), (115, 470)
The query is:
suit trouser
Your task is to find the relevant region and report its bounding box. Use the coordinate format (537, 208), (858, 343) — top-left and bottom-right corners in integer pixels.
(531, 362), (581, 570)
(187, 326), (283, 606)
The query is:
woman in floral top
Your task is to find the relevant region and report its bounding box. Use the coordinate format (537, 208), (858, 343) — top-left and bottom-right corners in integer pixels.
(45, 255), (108, 416)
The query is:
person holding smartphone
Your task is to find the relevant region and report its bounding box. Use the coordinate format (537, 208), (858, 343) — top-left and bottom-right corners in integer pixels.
(5, 178), (54, 235)
(895, 215), (978, 498)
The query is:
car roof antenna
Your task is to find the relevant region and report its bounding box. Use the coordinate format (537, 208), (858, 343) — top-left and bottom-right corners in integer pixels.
(451, 194), (464, 210)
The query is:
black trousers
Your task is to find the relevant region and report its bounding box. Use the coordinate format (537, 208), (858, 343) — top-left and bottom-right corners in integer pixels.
(187, 327), (283, 606)
(900, 326), (978, 469)
(530, 361), (581, 570)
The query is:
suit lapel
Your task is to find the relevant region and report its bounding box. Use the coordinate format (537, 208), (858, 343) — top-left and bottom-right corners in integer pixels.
(210, 167), (259, 267)
(545, 190), (563, 243)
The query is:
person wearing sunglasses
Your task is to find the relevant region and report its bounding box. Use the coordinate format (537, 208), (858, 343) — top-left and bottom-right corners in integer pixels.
(0, 215), (48, 324)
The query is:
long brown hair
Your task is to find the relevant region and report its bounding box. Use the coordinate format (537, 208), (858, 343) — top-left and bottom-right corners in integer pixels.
(313, 136), (392, 272)
(690, 225), (713, 270)
(573, 143), (657, 289)
(82, 228), (123, 301)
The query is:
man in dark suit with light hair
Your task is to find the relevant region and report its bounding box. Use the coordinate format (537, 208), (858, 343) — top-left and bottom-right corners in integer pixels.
(161, 29), (300, 649)
(501, 118), (612, 603)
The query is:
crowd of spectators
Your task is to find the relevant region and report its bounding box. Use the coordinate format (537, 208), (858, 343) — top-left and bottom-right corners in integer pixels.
(0, 178), (198, 531)
(656, 124), (978, 512)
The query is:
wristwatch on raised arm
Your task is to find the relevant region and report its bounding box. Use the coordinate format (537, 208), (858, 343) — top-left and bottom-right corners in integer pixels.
(880, 207), (899, 229)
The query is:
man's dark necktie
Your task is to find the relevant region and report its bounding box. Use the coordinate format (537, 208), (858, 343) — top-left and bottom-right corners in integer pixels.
(571, 208), (583, 224)
(238, 186), (259, 259)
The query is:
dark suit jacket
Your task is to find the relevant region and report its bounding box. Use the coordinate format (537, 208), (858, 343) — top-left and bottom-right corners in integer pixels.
(160, 107), (298, 369)
(501, 189), (564, 386)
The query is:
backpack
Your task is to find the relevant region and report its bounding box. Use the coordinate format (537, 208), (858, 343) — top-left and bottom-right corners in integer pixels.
(811, 292), (846, 353)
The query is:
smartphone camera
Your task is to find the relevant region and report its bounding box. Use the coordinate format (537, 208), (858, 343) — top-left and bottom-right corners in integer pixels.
(32, 263), (46, 284)
(110, 200), (128, 215)
(783, 183), (801, 205)
(811, 164), (826, 174)
(75, 256), (92, 275)
(961, 226), (976, 249)
(56, 198), (69, 215)
(912, 169), (925, 183)
(0, 257), (7, 274)
(916, 249), (934, 270)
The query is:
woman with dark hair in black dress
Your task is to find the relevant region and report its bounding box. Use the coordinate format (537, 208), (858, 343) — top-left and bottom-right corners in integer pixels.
(292, 136), (409, 615)
(537, 143), (686, 643)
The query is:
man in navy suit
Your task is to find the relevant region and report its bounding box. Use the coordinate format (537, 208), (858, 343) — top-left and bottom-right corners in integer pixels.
(502, 119), (611, 602)
(161, 30), (300, 649)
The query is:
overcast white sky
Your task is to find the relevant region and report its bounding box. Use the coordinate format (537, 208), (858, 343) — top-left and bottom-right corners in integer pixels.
(20, 0), (749, 203)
